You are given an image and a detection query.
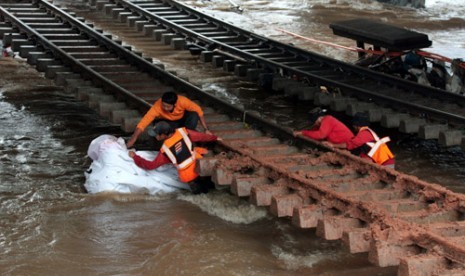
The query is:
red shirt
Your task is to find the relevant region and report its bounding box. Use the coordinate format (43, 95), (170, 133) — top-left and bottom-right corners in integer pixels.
(302, 115), (354, 144)
(133, 129), (217, 170)
(346, 128), (395, 165)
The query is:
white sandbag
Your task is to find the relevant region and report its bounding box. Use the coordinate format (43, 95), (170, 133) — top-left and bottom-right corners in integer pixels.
(84, 135), (190, 195)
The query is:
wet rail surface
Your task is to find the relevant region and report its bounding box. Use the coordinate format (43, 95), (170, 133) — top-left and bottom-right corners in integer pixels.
(2, 0), (465, 274)
(85, 0), (465, 141)
(67, 0), (465, 150)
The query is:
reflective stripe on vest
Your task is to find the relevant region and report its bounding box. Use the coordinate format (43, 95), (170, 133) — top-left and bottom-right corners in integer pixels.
(361, 127), (390, 158)
(161, 128), (196, 169)
(360, 127), (393, 165)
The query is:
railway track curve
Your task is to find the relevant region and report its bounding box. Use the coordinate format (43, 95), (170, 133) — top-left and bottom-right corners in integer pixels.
(2, 0), (465, 274)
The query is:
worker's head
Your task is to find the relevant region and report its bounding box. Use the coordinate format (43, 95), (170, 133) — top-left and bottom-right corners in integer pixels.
(308, 107), (326, 127)
(352, 112), (369, 131)
(161, 92), (178, 113)
(148, 121), (174, 141)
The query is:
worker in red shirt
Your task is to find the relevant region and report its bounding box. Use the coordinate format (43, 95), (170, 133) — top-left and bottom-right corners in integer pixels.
(294, 108), (354, 144)
(126, 91), (212, 148)
(129, 121), (219, 193)
(328, 112), (395, 169)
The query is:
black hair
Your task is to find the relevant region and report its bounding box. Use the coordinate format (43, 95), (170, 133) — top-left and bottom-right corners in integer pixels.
(161, 91), (178, 105)
(308, 107), (327, 125)
(352, 112), (370, 127)
(148, 121), (174, 137)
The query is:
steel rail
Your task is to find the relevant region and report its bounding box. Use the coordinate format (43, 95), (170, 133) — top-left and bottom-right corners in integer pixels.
(0, 0), (302, 142)
(0, 3), (151, 113)
(111, 0), (465, 127)
(2, 1), (465, 271)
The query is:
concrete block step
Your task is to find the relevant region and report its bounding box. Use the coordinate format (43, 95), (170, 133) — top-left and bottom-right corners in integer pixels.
(121, 116), (141, 133)
(292, 205), (326, 229)
(398, 254), (450, 276)
(316, 216), (365, 240)
(110, 109), (140, 124)
(98, 102), (127, 117)
(231, 175), (271, 197)
(342, 228), (371, 253)
(418, 124), (448, 140)
(381, 113), (411, 128)
(196, 156), (220, 177)
(250, 184), (288, 206)
(439, 130), (463, 147)
(270, 193), (304, 217)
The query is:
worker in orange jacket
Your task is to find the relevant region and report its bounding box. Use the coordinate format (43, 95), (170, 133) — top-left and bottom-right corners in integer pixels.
(126, 91), (212, 148)
(129, 121), (218, 193)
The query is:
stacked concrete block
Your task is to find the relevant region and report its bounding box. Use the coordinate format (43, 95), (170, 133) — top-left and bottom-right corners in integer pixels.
(369, 241), (422, 267)
(330, 97), (356, 112)
(313, 92), (332, 106)
(398, 255), (449, 276)
(381, 113), (411, 128)
(316, 216), (365, 240)
(270, 194), (304, 217)
(231, 176), (271, 197)
(399, 118), (427, 134)
(367, 107), (392, 123)
(250, 184), (289, 206)
(342, 228), (371, 253)
(439, 130), (463, 147)
(419, 124), (448, 140)
(292, 205), (325, 228)
(346, 102), (378, 116)
(284, 85), (319, 101)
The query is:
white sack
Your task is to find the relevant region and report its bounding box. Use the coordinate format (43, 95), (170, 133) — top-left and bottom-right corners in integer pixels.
(84, 135), (190, 195)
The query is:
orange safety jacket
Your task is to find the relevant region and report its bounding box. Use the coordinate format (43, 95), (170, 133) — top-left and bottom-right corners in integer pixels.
(136, 96), (204, 131)
(160, 127), (204, 183)
(360, 127), (394, 165)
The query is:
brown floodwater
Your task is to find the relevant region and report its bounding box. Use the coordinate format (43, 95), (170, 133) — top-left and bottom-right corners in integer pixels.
(1, 0), (465, 275)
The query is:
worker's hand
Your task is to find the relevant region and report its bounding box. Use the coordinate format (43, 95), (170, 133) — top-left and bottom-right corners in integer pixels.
(293, 131), (302, 137)
(205, 129), (213, 135)
(128, 150), (136, 158)
(126, 137), (136, 148)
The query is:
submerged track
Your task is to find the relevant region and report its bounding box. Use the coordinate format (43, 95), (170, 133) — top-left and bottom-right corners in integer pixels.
(1, 0), (465, 274)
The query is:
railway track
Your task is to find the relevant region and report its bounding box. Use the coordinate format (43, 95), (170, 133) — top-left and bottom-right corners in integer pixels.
(2, 0), (465, 274)
(79, 0), (465, 149)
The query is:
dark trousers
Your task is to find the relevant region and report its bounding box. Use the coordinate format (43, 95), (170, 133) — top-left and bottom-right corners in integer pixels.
(154, 111), (199, 130)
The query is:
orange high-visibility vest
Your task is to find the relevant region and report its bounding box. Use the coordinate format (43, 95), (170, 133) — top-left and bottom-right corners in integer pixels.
(161, 127), (198, 183)
(360, 127), (394, 165)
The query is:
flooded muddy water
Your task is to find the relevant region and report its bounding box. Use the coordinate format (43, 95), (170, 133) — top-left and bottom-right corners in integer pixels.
(1, 0), (465, 275)
(0, 57), (394, 275)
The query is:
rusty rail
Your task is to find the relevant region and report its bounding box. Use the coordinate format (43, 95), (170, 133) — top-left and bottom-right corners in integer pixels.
(1, 0), (465, 274)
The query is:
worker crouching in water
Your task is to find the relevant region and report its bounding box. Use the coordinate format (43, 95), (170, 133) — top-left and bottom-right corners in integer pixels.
(326, 112), (395, 169)
(129, 121), (219, 193)
(126, 91), (212, 148)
